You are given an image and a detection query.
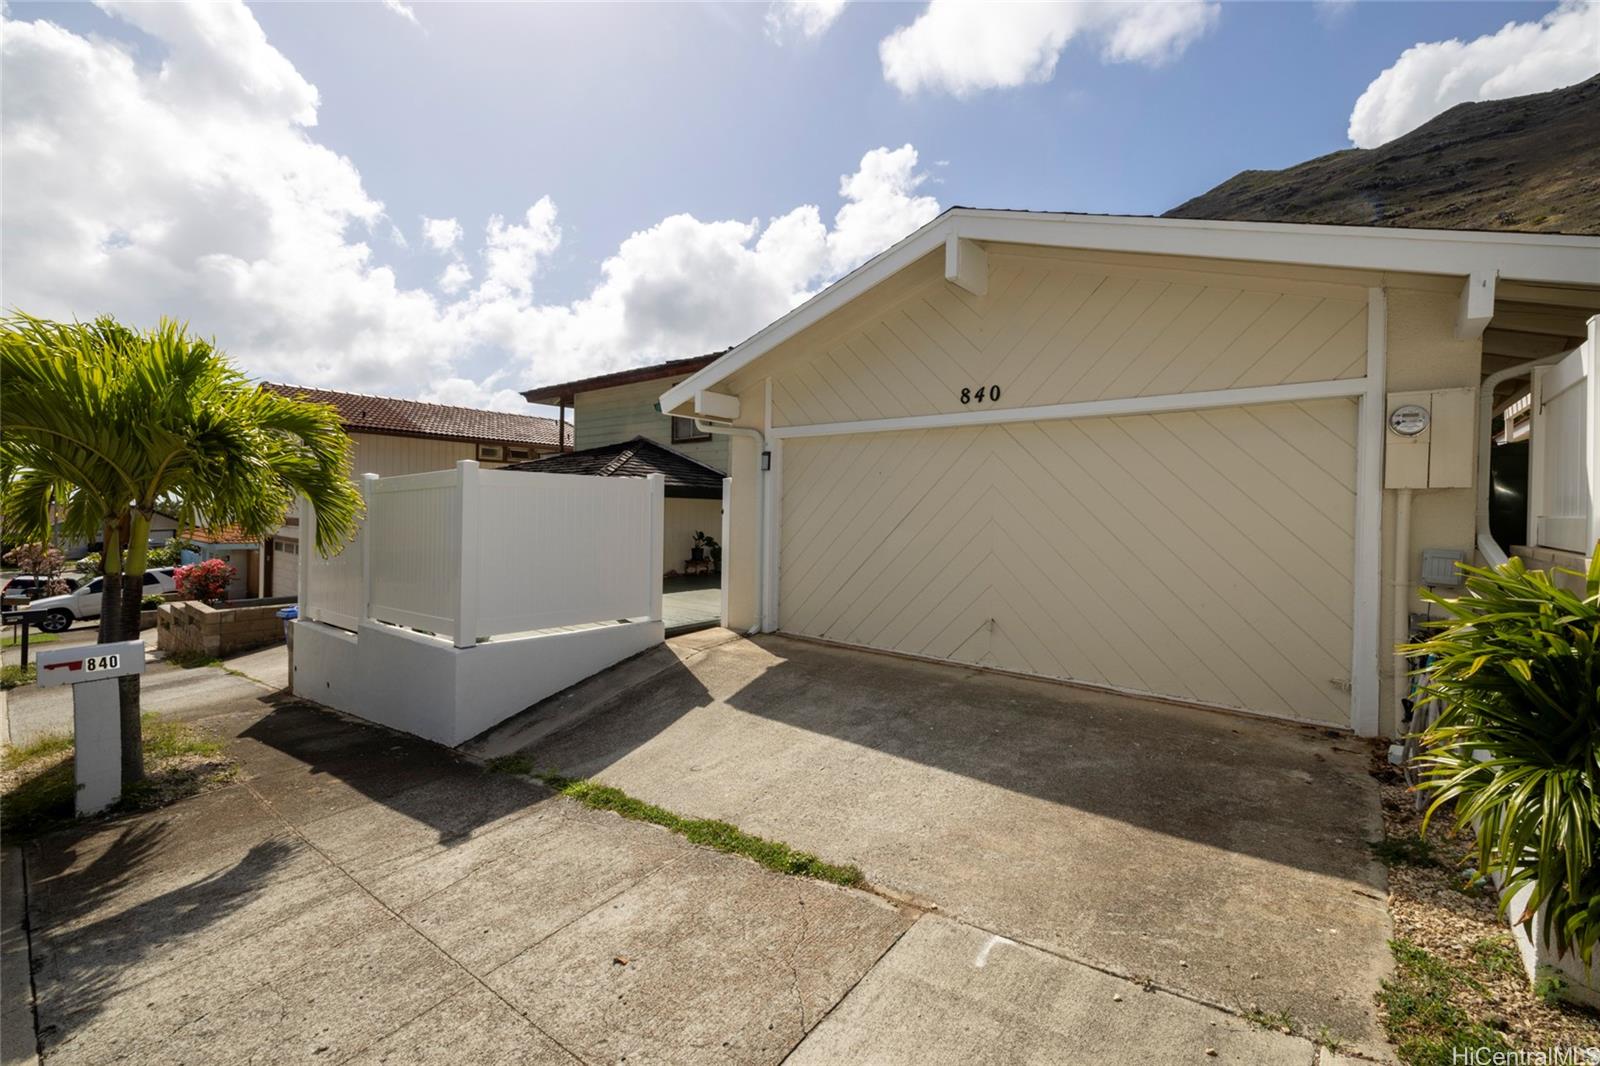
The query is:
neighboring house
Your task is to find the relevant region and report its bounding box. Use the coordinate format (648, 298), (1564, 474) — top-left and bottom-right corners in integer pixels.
(659, 208), (1600, 739)
(521, 354), (731, 475)
(258, 383), (572, 597)
(506, 436), (725, 576)
(182, 526), (260, 601)
(521, 355), (732, 578)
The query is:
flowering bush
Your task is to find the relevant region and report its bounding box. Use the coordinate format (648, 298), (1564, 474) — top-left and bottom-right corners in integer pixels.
(174, 558), (235, 604)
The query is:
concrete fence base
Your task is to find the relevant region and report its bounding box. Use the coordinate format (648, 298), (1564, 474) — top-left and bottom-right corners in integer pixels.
(156, 600), (288, 659)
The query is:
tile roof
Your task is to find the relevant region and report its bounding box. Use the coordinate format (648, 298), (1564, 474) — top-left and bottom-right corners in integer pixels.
(520, 352), (727, 405)
(505, 436), (725, 498)
(187, 525), (256, 546)
(262, 383), (571, 448)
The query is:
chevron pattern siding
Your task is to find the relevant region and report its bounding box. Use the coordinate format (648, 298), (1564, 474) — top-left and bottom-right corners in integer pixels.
(779, 399), (1357, 726)
(770, 252), (1368, 429)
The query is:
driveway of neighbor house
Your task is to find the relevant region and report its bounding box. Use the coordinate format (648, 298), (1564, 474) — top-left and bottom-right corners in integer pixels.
(475, 630), (1394, 1057)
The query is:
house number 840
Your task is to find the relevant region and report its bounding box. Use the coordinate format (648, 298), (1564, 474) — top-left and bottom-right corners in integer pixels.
(960, 385), (1001, 404)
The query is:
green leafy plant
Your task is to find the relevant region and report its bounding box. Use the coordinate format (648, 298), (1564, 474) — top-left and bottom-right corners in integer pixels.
(140, 594), (166, 610)
(1404, 550), (1600, 967)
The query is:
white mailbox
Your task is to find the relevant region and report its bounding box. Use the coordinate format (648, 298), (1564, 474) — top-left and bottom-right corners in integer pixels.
(35, 640), (146, 816)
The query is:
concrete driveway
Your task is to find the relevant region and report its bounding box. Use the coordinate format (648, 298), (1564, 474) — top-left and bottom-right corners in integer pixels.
(475, 630), (1393, 1057)
(5, 633), (1386, 1064)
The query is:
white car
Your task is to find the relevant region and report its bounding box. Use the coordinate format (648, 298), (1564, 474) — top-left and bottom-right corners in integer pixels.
(25, 568), (178, 633)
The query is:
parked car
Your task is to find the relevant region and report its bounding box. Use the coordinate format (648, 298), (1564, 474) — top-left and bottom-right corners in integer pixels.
(19, 568), (177, 633)
(1, 574), (81, 604)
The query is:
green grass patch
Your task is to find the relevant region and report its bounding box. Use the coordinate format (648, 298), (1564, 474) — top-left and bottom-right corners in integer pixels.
(164, 650), (222, 669)
(1242, 1007), (1298, 1035)
(1, 712), (237, 840)
(1378, 938), (1512, 1065)
(1369, 834), (1441, 868)
(536, 772), (864, 887)
(1, 664), (37, 689)
(1468, 935), (1523, 980)
(1, 632), (58, 649)
(486, 754), (536, 776)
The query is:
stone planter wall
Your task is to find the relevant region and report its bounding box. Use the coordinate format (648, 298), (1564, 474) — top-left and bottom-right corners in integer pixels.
(156, 600), (288, 658)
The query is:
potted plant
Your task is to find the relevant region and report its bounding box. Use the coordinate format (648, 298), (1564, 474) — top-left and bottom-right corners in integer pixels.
(691, 530), (709, 563)
(1405, 549), (1600, 980)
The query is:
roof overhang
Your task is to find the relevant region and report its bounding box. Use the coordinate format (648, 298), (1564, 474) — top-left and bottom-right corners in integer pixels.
(659, 208), (1600, 415)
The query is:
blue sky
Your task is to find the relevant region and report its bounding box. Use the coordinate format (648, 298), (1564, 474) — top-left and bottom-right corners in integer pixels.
(4, 2), (1596, 412)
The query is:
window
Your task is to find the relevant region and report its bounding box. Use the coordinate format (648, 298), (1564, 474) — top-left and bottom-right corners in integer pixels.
(87, 577), (104, 593)
(504, 446), (532, 461)
(477, 443), (504, 462)
(143, 572), (160, 586)
(671, 416), (710, 444)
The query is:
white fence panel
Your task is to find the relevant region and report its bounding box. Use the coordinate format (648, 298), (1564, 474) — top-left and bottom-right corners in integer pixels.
(366, 469), (461, 637)
(1530, 318), (1597, 555)
(301, 500), (364, 631)
(475, 468), (658, 635)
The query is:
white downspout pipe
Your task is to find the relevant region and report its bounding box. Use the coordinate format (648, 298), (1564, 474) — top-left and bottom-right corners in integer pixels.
(1393, 487), (1414, 731)
(1476, 355), (1565, 567)
(695, 419), (765, 636)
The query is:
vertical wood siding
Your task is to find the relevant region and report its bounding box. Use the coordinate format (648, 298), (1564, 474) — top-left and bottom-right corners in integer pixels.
(769, 252), (1367, 429)
(779, 399), (1358, 726)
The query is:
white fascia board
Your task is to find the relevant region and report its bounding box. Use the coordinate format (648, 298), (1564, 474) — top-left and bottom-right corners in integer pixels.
(658, 215), (955, 414)
(660, 208), (1600, 413)
(693, 390), (741, 421)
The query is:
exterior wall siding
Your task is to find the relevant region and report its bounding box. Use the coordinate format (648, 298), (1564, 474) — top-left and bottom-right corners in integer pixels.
(767, 250), (1368, 429)
(573, 378), (730, 473)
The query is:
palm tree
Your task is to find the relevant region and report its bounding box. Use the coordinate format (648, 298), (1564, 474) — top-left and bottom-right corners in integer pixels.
(1, 314), (362, 782)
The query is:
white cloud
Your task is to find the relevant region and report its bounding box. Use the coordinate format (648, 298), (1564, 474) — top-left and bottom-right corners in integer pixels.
(382, 0), (419, 27)
(1348, 0), (1600, 148)
(421, 216), (462, 253)
(765, 0), (848, 42)
(1, 2), (940, 405)
(880, 0), (1218, 97)
(438, 262), (472, 294)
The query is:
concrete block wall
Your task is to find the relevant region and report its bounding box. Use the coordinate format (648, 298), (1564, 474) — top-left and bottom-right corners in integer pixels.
(157, 600), (287, 658)
(1510, 544), (1593, 596)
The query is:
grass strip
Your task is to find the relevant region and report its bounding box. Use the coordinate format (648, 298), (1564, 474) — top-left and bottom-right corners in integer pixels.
(1, 712), (235, 840)
(1377, 938), (1513, 1064)
(526, 769), (863, 888)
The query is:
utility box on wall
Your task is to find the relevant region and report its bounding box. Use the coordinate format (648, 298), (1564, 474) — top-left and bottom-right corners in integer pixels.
(1384, 387), (1477, 490)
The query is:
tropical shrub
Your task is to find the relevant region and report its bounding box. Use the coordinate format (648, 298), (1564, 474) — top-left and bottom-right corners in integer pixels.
(3, 542), (69, 595)
(1405, 550), (1600, 966)
(140, 594), (166, 610)
(174, 559), (235, 604)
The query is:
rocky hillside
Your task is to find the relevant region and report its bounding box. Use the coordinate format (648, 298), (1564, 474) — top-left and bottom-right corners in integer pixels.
(1165, 75), (1600, 234)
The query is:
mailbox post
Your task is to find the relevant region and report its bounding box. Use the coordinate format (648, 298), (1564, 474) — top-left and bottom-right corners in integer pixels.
(35, 641), (146, 816)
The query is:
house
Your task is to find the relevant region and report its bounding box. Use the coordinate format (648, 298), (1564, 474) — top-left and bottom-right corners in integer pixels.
(258, 383), (572, 597)
(659, 208), (1600, 738)
(521, 354), (731, 476)
(505, 436), (726, 577)
(183, 525), (262, 600)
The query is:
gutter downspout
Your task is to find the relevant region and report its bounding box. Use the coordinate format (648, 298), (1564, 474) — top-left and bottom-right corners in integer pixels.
(1393, 487), (1414, 733)
(1476, 355), (1565, 567)
(695, 419), (766, 635)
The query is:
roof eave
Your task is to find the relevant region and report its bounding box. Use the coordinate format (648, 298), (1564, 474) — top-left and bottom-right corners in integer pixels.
(659, 208), (1600, 414)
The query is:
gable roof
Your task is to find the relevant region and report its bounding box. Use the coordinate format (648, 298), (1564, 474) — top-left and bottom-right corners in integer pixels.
(521, 352), (726, 406)
(658, 207), (1600, 416)
(505, 435), (725, 499)
(262, 383), (571, 448)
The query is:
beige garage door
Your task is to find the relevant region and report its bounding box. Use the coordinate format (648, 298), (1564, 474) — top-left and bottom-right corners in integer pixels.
(778, 399), (1357, 727)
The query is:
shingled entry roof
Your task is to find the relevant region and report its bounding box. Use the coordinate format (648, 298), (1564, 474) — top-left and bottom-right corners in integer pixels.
(505, 436), (725, 498)
(262, 383), (571, 449)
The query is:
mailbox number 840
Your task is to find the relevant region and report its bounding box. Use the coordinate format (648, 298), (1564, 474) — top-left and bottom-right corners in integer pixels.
(960, 385), (1001, 405)
(85, 654), (120, 672)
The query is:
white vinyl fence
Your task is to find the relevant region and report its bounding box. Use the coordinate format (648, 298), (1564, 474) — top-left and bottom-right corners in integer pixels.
(1528, 317), (1598, 556)
(302, 461), (664, 646)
